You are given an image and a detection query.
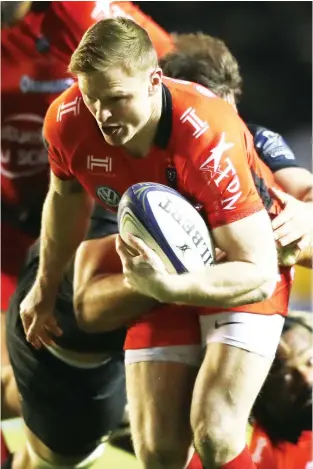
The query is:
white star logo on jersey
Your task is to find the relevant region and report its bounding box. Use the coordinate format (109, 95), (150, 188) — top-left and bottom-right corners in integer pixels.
(199, 132), (234, 174)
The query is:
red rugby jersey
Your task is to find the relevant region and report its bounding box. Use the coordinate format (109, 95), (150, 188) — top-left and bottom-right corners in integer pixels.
(44, 77), (292, 315)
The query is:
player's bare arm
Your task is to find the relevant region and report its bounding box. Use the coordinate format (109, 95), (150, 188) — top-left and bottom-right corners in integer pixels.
(116, 208), (278, 307)
(37, 171), (94, 282)
(73, 234), (158, 332)
(274, 167), (313, 202)
(20, 172), (94, 348)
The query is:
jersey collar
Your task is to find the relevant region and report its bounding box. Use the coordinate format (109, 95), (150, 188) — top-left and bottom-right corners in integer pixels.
(154, 84), (172, 149)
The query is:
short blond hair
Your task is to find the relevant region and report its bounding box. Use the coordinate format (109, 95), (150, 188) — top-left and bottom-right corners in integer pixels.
(161, 33), (243, 102)
(69, 17), (158, 75)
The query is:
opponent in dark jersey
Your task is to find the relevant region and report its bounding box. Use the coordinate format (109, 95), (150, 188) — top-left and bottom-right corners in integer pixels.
(6, 204), (126, 467)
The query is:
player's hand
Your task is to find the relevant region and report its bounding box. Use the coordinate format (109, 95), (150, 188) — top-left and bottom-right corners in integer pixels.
(19, 283), (63, 349)
(271, 188), (313, 246)
(270, 188), (313, 266)
(116, 234), (170, 301)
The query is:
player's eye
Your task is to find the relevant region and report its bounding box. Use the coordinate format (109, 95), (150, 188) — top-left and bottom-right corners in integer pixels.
(111, 96), (127, 102)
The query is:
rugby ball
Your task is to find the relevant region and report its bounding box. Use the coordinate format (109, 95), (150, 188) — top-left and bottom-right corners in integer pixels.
(117, 182), (215, 274)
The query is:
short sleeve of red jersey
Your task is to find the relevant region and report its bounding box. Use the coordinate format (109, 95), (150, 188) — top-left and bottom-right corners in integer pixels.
(43, 102), (73, 181)
(181, 98), (264, 229)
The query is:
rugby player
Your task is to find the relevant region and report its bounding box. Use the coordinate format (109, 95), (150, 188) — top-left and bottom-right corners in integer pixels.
(21, 18), (292, 469)
(5, 205), (126, 469)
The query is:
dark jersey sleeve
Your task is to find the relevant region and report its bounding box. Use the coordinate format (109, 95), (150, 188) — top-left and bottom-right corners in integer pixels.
(247, 123), (299, 172)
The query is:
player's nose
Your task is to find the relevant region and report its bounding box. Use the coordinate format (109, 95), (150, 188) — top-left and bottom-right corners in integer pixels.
(96, 105), (112, 124)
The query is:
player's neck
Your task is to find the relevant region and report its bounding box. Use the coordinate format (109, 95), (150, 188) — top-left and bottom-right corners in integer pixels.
(123, 88), (163, 158)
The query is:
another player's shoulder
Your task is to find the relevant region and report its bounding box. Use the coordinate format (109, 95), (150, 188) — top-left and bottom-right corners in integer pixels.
(44, 82), (89, 143)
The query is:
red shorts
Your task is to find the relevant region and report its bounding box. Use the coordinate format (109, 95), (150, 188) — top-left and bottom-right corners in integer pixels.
(1, 221), (35, 311)
(125, 304), (201, 350)
(124, 269), (291, 364)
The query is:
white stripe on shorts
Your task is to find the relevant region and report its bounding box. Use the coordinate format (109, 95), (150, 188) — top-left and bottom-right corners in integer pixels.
(125, 345), (202, 367)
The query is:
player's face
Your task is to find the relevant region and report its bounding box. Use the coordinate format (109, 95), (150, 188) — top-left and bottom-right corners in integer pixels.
(78, 66), (161, 147)
(263, 325), (312, 424)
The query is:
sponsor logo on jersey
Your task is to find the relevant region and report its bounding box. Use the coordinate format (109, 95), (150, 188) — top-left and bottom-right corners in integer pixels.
(96, 186), (121, 207)
(200, 132), (242, 210)
(87, 155), (112, 173)
(20, 75), (74, 94)
(180, 107), (209, 139)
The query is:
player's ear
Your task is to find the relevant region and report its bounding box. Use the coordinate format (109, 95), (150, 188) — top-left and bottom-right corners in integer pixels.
(148, 68), (162, 96)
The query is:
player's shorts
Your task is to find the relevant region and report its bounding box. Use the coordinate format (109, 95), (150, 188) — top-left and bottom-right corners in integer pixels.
(6, 293), (126, 457)
(124, 306), (285, 365)
(1, 220), (35, 311)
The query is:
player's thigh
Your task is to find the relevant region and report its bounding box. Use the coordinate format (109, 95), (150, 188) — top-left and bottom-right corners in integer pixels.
(192, 312), (285, 427)
(126, 362), (198, 447)
(125, 304), (202, 449)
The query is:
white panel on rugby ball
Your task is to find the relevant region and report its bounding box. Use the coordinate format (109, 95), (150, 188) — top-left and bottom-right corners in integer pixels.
(147, 190), (214, 272)
(118, 183), (215, 274)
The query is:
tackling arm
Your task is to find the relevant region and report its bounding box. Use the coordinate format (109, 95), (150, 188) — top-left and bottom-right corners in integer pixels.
(74, 235), (158, 332)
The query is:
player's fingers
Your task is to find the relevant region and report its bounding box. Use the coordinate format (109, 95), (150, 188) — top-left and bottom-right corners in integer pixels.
(127, 234), (150, 257)
(45, 324), (63, 338)
(272, 208), (293, 231)
(39, 328), (55, 346)
(273, 220), (294, 241)
(26, 319), (43, 349)
(20, 313), (32, 336)
(115, 235), (132, 265)
(45, 316), (63, 337)
(277, 231), (303, 247)
(215, 248), (227, 263)
(270, 187), (290, 206)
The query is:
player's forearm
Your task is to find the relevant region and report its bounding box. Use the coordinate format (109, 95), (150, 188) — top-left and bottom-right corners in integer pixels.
(162, 261), (277, 307)
(301, 187), (313, 203)
(37, 188), (93, 294)
(74, 273), (158, 332)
